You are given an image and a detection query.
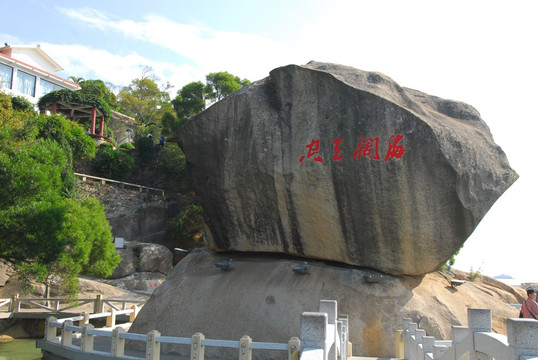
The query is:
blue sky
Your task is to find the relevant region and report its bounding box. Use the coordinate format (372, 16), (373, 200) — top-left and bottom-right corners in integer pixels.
(3, 0), (538, 282)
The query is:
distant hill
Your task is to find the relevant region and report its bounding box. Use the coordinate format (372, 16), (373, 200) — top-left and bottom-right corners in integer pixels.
(495, 274), (514, 279)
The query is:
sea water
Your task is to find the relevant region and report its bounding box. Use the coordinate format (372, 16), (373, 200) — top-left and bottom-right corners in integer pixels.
(0, 339), (42, 360)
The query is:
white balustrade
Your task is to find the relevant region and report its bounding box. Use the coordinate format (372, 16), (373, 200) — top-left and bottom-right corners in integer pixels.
(37, 299), (348, 360)
(401, 307), (538, 360)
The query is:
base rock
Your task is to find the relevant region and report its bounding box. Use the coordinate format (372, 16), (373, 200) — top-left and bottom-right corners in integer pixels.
(128, 249), (524, 358)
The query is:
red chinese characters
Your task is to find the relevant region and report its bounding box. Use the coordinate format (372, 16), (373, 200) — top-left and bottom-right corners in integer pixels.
(299, 139), (324, 163)
(353, 136), (380, 160)
(332, 138), (344, 161)
(384, 134), (406, 161)
(299, 135), (406, 162)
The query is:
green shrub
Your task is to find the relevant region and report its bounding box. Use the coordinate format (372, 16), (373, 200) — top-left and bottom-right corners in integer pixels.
(165, 204), (204, 249)
(11, 96), (35, 113)
(136, 136), (154, 166)
(99, 142), (113, 149)
(156, 144), (186, 192)
(469, 266), (482, 281)
(94, 148), (135, 180)
(119, 142), (135, 151)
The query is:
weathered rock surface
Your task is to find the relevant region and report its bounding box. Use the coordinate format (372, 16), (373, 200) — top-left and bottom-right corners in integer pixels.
(77, 179), (174, 246)
(138, 243), (174, 274)
(104, 272), (166, 294)
(108, 242), (173, 280)
(109, 247), (138, 279)
(129, 249), (524, 358)
(178, 61), (517, 275)
(0, 261), (14, 287)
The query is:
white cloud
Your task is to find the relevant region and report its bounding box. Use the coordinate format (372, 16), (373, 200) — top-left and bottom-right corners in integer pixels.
(54, 7), (297, 87)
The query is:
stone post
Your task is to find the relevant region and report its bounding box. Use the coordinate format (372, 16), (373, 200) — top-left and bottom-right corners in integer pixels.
(94, 294), (102, 314)
(433, 344), (450, 359)
(239, 335), (252, 360)
(415, 329), (426, 359)
(61, 320), (73, 346)
(451, 325), (470, 343)
(395, 330), (404, 358)
(339, 315), (349, 360)
(11, 293), (19, 313)
(405, 322), (418, 360)
(422, 336), (435, 358)
(318, 300), (337, 324)
(301, 312), (328, 359)
(468, 308), (492, 360)
(450, 325), (471, 358)
(81, 323), (95, 352)
(146, 330), (161, 360)
(318, 300), (337, 360)
(130, 304), (140, 323)
(106, 307), (117, 328)
(111, 326), (125, 357)
(288, 337), (301, 360)
(44, 316), (58, 341)
(468, 308), (492, 332)
(507, 318), (538, 358)
(191, 332), (205, 360)
(337, 320), (345, 360)
(78, 312), (90, 327)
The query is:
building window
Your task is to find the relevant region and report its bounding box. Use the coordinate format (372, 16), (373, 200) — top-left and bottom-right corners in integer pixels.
(40, 78), (62, 96)
(0, 63), (13, 89)
(16, 70), (36, 97)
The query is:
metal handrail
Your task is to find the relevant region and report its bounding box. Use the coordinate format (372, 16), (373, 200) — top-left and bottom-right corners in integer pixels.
(74, 172), (165, 194)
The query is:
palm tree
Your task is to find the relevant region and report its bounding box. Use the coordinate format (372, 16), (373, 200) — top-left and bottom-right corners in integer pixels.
(69, 76), (84, 84)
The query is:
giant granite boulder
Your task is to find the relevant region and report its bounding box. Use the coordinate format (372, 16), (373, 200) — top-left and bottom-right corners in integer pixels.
(178, 62), (517, 275)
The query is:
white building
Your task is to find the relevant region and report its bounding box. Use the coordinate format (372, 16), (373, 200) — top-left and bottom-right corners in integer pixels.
(0, 43), (80, 106)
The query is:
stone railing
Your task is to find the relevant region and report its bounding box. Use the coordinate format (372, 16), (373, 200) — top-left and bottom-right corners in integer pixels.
(37, 299), (349, 360)
(399, 308), (538, 360)
(0, 294), (145, 314)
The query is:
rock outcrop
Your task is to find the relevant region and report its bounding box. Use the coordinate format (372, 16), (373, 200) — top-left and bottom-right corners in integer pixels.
(178, 61), (517, 275)
(77, 179), (174, 247)
(108, 242), (173, 280)
(129, 249), (524, 358)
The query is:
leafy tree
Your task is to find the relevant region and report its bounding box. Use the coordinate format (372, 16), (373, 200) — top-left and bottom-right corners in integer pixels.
(118, 70), (172, 125)
(160, 111), (181, 138)
(0, 97), (120, 297)
(205, 71), (250, 102)
(155, 144), (186, 192)
(68, 76), (84, 84)
(94, 148), (135, 181)
(31, 114), (96, 197)
(11, 198), (121, 298)
(135, 135), (155, 166)
(78, 79), (120, 110)
(172, 81), (209, 119)
(162, 74), (249, 136)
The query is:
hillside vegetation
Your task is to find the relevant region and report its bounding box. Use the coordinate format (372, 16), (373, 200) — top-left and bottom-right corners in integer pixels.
(0, 93), (120, 298)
